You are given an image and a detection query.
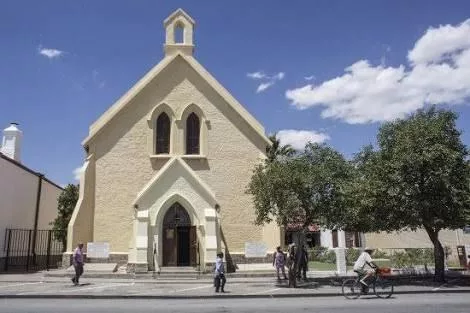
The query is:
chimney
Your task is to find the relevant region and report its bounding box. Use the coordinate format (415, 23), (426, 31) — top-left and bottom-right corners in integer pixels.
(1, 122), (23, 162)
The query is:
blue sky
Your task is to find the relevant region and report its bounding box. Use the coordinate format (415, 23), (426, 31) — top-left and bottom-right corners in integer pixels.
(1, 1), (470, 186)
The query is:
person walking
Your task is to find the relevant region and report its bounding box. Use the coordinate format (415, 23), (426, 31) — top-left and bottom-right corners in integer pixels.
(272, 246), (287, 280)
(71, 242), (84, 286)
(296, 245), (309, 281)
(214, 252), (226, 293)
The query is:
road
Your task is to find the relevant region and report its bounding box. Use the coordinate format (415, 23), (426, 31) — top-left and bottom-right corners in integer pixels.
(1, 294), (469, 313)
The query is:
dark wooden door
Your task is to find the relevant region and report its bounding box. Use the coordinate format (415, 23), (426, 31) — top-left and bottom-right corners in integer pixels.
(161, 202), (192, 267)
(190, 226), (197, 266)
(163, 227), (176, 266)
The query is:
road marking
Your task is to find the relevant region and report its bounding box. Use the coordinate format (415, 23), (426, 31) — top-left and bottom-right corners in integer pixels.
(58, 283), (134, 293)
(16, 282), (133, 295)
(244, 287), (281, 295)
(0, 282), (43, 289)
(171, 285), (213, 293)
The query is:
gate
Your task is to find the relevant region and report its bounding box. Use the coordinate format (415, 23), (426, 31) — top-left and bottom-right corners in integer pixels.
(3, 229), (65, 272)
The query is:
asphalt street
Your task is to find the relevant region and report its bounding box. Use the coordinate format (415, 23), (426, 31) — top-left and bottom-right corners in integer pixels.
(0, 293), (469, 313)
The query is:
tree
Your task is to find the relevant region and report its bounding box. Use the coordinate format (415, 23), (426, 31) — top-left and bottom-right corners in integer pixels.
(51, 184), (79, 249)
(346, 107), (470, 282)
(247, 142), (353, 234)
(266, 134), (296, 163)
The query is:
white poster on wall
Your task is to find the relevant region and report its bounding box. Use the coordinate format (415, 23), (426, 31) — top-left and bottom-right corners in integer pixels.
(87, 242), (110, 258)
(245, 242), (268, 258)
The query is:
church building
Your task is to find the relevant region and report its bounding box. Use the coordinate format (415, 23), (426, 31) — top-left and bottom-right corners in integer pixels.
(66, 9), (281, 272)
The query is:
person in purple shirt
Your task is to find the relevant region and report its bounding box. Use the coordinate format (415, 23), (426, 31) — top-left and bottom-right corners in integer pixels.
(71, 243), (84, 286)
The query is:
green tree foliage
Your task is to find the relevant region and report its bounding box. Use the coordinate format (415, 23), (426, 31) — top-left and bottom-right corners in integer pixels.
(51, 184), (79, 248)
(247, 142), (353, 231)
(266, 134), (296, 163)
(344, 107), (470, 282)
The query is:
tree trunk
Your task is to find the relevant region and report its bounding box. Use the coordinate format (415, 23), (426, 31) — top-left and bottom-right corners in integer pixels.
(424, 227), (446, 283)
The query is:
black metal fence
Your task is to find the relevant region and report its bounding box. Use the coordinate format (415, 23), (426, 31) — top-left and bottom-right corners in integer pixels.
(3, 229), (66, 272)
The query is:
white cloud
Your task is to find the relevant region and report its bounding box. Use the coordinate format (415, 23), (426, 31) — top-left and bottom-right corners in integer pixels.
(277, 129), (330, 150)
(248, 71), (284, 93)
(286, 19), (470, 124)
(247, 71), (267, 79)
(304, 75), (315, 81)
(38, 47), (64, 59)
(256, 82), (274, 93)
(73, 165), (85, 181)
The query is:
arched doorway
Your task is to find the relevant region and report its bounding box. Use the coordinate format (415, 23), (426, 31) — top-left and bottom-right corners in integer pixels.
(162, 202), (197, 266)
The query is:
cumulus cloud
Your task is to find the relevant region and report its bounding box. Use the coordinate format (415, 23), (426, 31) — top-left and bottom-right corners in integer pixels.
(247, 71), (285, 93)
(286, 19), (470, 124)
(304, 75), (315, 81)
(73, 165), (85, 181)
(38, 47), (64, 59)
(277, 129), (330, 150)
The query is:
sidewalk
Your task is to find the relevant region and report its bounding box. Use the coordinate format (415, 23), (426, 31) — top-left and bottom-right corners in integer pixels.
(0, 273), (469, 299)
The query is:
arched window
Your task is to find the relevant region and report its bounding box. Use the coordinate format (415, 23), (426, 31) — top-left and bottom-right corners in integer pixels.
(156, 112), (170, 154)
(186, 112), (200, 154)
(174, 23), (184, 44)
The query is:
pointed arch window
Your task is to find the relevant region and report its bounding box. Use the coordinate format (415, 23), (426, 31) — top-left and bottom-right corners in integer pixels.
(156, 112), (171, 154)
(186, 112), (200, 155)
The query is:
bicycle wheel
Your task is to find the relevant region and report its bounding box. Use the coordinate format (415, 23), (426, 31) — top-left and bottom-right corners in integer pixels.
(342, 279), (361, 299)
(374, 277), (394, 298)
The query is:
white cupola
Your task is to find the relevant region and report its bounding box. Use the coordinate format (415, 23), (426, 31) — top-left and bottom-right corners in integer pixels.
(164, 8), (195, 57)
(1, 122), (23, 162)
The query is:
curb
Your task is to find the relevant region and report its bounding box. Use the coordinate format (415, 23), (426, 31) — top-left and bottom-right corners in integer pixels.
(1, 289), (469, 299)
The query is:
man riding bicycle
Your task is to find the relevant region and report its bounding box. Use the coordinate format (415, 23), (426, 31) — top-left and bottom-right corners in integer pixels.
(353, 247), (378, 288)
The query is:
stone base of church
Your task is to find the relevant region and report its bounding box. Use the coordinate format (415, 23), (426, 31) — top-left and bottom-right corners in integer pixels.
(126, 263), (148, 273)
(61, 252), (129, 268)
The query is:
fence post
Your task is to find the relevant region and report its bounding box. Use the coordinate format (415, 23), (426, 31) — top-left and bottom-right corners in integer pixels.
(4, 230), (12, 271)
(46, 230), (52, 271)
(26, 230), (32, 272)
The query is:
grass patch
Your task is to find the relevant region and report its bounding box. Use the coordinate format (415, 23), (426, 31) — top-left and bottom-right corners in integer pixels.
(308, 261), (336, 271)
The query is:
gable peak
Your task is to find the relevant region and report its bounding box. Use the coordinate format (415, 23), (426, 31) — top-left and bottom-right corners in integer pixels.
(164, 8), (195, 57)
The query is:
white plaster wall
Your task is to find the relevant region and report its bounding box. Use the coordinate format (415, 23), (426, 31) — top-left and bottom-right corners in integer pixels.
(0, 158), (61, 257)
(320, 230), (333, 248)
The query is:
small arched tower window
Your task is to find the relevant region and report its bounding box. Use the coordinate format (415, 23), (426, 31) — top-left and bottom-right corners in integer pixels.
(186, 112), (200, 155)
(174, 22), (184, 44)
(156, 112), (171, 154)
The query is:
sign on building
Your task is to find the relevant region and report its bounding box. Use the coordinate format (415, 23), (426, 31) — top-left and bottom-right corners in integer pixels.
(244, 242), (268, 258)
(87, 242), (110, 259)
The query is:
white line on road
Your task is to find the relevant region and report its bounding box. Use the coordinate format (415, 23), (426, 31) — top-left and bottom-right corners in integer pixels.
(244, 288), (281, 295)
(171, 285), (213, 293)
(0, 282), (43, 289)
(16, 282), (134, 295)
(58, 283), (134, 293)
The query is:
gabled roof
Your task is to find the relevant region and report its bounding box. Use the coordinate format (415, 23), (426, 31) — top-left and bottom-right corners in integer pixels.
(133, 157), (217, 207)
(82, 52), (271, 147)
(164, 8), (195, 26)
(0, 152), (63, 190)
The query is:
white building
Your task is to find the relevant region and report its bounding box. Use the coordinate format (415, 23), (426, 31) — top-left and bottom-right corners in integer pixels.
(0, 123), (63, 271)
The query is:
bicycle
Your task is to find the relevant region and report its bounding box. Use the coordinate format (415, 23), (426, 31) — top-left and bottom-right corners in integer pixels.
(342, 267), (394, 299)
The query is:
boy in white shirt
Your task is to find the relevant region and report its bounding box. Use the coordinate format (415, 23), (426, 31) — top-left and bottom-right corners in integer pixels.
(353, 247), (377, 287)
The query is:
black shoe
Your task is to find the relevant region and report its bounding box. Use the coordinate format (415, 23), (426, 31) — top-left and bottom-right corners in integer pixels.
(221, 288), (225, 293)
(215, 289), (219, 293)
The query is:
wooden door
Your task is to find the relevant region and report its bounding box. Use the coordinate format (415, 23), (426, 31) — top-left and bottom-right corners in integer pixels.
(163, 227), (176, 266)
(190, 226), (197, 266)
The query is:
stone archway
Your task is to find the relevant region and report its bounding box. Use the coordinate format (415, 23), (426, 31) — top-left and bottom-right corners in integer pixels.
(161, 202), (197, 266)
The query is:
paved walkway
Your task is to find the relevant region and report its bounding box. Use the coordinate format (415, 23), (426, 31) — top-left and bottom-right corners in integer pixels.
(0, 275), (469, 298)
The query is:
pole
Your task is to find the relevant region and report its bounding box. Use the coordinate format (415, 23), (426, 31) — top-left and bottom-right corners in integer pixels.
(4, 230), (11, 271)
(46, 230), (52, 271)
(31, 174), (44, 265)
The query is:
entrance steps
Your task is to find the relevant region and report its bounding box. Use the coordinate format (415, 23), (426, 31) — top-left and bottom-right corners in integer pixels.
(153, 267), (202, 280)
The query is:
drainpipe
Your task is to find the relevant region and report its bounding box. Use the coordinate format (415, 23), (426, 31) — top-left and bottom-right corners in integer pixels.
(31, 174), (44, 264)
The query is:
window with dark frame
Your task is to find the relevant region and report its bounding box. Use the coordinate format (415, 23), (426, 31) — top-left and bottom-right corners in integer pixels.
(156, 112), (170, 154)
(186, 112), (200, 154)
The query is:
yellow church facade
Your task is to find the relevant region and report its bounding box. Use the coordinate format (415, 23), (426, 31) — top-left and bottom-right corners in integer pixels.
(66, 9), (281, 272)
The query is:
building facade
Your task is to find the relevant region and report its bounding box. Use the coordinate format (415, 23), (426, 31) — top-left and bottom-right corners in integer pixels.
(67, 9), (283, 272)
(0, 123), (63, 270)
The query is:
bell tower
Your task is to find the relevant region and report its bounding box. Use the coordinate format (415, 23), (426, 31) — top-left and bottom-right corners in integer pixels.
(164, 8), (195, 57)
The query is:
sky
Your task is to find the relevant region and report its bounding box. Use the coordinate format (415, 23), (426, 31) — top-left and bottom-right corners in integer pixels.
(1, 0), (470, 186)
